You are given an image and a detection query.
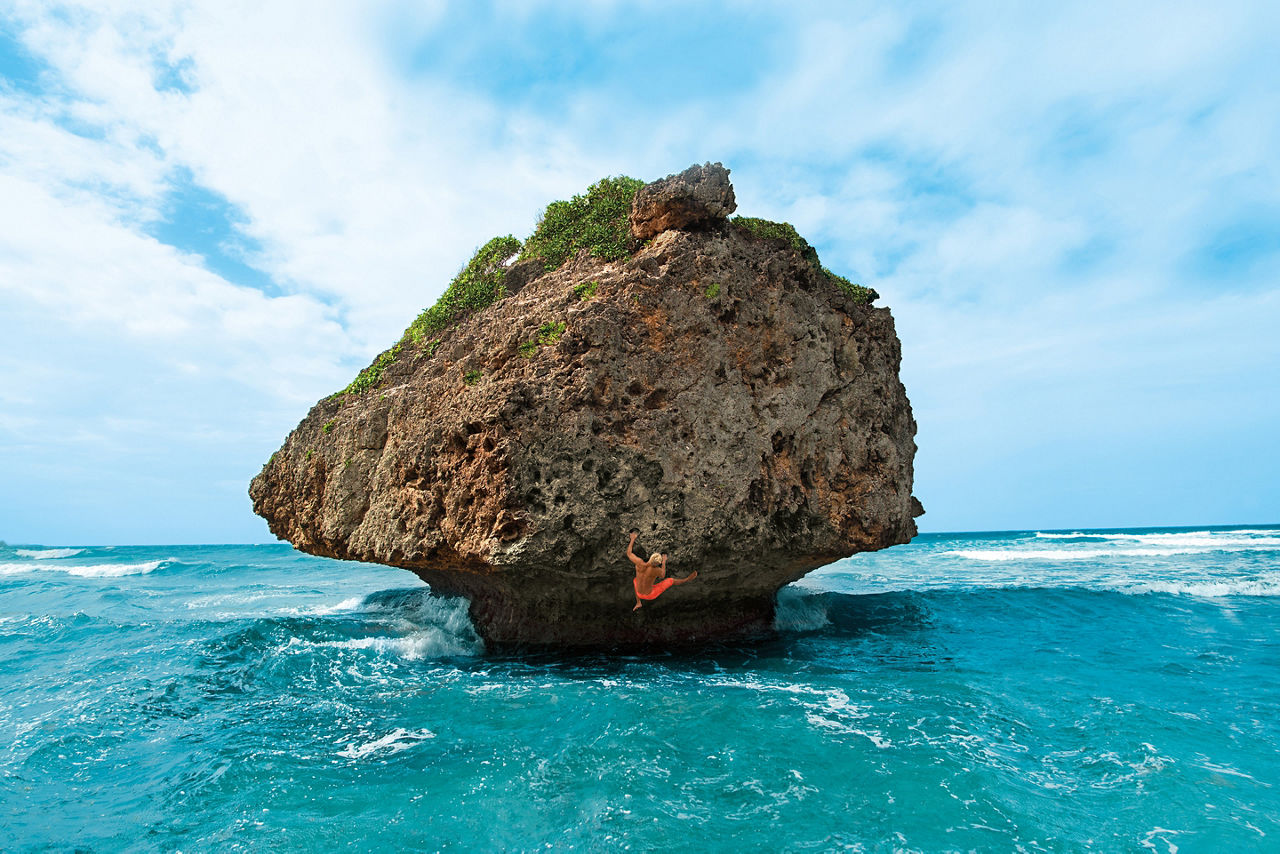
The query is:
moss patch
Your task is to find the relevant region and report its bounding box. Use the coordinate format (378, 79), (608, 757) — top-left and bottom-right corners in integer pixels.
(521, 176), (643, 271)
(322, 419), (336, 434)
(463, 368), (482, 386)
(573, 279), (599, 301)
(704, 282), (721, 299)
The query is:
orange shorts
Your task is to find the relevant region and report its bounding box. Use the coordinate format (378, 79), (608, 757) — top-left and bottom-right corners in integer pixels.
(635, 576), (676, 601)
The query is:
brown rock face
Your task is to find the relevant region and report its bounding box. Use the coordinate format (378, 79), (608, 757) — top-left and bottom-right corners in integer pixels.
(250, 167), (920, 649)
(629, 162), (737, 240)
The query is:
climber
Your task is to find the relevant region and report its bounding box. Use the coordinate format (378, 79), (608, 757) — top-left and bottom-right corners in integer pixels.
(627, 530), (697, 610)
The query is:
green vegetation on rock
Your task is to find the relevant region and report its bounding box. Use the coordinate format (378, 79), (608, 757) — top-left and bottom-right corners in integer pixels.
(518, 321), (566, 359)
(521, 176), (644, 271)
(731, 217), (820, 267)
(823, 269), (879, 305)
(333, 173), (879, 401)
(404, 235), (522, 345)
(463, 368), (482, 386)
(322, 419), (336, 434)
(537, 321), (566, 345)
(336, 344), (401, 398)
(731, 216), (876, 305)
(333, 236), (516, 399)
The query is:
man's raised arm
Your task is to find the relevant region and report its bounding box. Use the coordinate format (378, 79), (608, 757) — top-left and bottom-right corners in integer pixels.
(625, 531), (644, 567)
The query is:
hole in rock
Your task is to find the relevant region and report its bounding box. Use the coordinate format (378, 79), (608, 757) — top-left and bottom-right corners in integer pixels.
(644, 390), (667, 410)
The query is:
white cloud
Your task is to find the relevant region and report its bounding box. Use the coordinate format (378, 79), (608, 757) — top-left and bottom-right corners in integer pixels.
(0, 0), (1276, 540)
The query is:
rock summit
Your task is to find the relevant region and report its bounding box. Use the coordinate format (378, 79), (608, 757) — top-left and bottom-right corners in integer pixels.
(250, 163), (922, 648)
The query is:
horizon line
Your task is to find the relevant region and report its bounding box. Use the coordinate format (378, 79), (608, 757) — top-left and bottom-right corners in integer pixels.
(4, 520), (1278, 549)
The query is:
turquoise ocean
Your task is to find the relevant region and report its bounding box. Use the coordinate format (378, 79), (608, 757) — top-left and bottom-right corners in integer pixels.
(2, 525), (1279, 851)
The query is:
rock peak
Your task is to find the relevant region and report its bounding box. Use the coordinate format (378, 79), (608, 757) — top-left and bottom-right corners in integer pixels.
(629, 162), (737, 240)
(250, 164), (920, 649)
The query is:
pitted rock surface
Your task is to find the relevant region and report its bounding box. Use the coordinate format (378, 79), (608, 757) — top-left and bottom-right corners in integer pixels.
(250, 172), (920, 648)
(629, 162), (737, 240)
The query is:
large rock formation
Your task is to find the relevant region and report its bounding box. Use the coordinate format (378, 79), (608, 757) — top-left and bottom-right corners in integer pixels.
(251, 163), (921, 648)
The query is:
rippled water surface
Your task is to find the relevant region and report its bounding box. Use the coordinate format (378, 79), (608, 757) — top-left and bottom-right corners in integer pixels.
(2, 526), (1279, 851)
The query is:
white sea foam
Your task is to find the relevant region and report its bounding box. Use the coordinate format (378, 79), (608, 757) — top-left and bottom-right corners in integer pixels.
(311, 631), (480, 659)
(305, 596), (366, 615)
(272, 596), (367, 617)
(0, 559), (167, 577)
(184, 591), (276, 610)
(279, 591), (483, 659)
(15, 548), (84, 559)
(774, 589), (830, 632)
(1127, 577), (1280, 598)
(1035, 531), (1280, 546)
(337, 727), (435, 759)
(951, 544), (1280, 561)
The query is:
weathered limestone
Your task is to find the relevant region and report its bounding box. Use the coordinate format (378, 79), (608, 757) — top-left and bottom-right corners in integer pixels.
(629, 162), (737, 240)
(250, 166), (920, 648)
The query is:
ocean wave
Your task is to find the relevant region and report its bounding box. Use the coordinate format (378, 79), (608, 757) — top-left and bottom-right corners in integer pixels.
(278, 589), (483, 659)
(774, 588), (831, 632)
(1034, 531), (1280, 547)
(1126, 578), (1280, 597)
(15, 548), (84, 559)
(950, 545), (1280, 561)
(0, 559), (169, 578)
(267, 596), (367, 617)
(359, 588), (481, 640)
(306, 631), (480, 659)
(303, 596), (366, 616)
(337, 727), (435, 759)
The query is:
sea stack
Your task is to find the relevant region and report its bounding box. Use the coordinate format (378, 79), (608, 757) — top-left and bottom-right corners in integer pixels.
(250, 163), (922, 647)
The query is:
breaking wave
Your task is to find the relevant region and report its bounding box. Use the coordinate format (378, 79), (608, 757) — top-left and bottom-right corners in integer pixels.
(0, 559), (170, 578)
(282, 588), (483, 660)
(15, 548), (84, 559)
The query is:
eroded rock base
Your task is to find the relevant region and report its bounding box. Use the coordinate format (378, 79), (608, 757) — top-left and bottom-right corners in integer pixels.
(415, 567), (775, 648)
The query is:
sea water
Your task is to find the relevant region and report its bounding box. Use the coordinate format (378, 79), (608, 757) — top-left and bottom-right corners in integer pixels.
(1, 526), (1278, 851)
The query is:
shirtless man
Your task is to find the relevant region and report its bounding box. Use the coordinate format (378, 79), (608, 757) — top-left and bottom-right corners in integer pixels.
(627, 530), (697, 610)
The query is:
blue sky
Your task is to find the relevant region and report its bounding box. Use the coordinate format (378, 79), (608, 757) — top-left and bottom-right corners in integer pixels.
(1, 0), (1277, 544)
